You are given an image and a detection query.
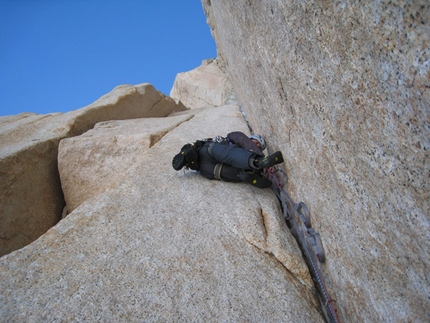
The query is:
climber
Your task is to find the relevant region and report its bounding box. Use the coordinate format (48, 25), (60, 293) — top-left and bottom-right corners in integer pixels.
(172, 131), (284, 188)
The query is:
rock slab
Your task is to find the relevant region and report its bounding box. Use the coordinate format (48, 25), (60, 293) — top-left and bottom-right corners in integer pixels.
(0, 105), (322, 322)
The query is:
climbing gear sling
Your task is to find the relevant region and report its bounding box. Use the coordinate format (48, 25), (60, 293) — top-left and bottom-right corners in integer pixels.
(264, 157), (341, 323)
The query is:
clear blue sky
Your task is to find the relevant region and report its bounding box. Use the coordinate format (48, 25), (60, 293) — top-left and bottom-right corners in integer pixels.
(0, 0), (216, 116)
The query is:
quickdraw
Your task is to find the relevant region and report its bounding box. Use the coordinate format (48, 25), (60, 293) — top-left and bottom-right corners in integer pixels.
(264, 166), (341, 323)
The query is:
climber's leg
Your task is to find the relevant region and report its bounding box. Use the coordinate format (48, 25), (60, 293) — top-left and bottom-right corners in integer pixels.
(208, 143), (255, 170)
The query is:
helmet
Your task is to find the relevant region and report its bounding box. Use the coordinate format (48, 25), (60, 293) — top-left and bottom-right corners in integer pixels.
(249, 134), (266, 150)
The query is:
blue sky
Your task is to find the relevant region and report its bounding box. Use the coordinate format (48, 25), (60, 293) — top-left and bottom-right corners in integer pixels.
(0, 1), (216, 116)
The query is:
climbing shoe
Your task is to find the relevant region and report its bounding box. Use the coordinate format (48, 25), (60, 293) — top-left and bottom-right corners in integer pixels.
(172, 144), (200, 171)
(172, 149), (187, 170)
(253, 151), (284, 169)
(239, 171), (272, 189)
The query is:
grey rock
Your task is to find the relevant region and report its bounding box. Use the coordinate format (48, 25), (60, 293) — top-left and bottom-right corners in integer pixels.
(202, 1), (429, 322)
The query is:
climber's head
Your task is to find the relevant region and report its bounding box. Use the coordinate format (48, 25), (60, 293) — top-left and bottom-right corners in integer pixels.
(249, 134), (266, 151)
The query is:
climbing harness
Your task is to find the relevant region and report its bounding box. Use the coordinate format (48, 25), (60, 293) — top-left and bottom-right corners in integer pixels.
(264, 165), (341, 323)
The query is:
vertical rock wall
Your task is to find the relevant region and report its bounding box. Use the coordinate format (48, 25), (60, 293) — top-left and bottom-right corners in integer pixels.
(202, 0), (429, 322)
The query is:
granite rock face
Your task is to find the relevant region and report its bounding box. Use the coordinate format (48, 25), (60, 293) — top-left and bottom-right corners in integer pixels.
(202, 1), (429, 322)
(0, 83), (186, 257)
(58, 115), (194, 214)
(170, 58), (233, 109)
(0, 105), (322, 322)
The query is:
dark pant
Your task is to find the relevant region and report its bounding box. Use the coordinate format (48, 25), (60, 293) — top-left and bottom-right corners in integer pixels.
(198, 142), (255, 182)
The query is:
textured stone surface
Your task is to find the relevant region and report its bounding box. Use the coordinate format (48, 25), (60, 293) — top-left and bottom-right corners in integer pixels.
(0, 83), (186, 257)
(203, 1), (429, 322)
(170, 58), (233, 109)
(0, 105), (321, 322)
(59, 114), (194, 213)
